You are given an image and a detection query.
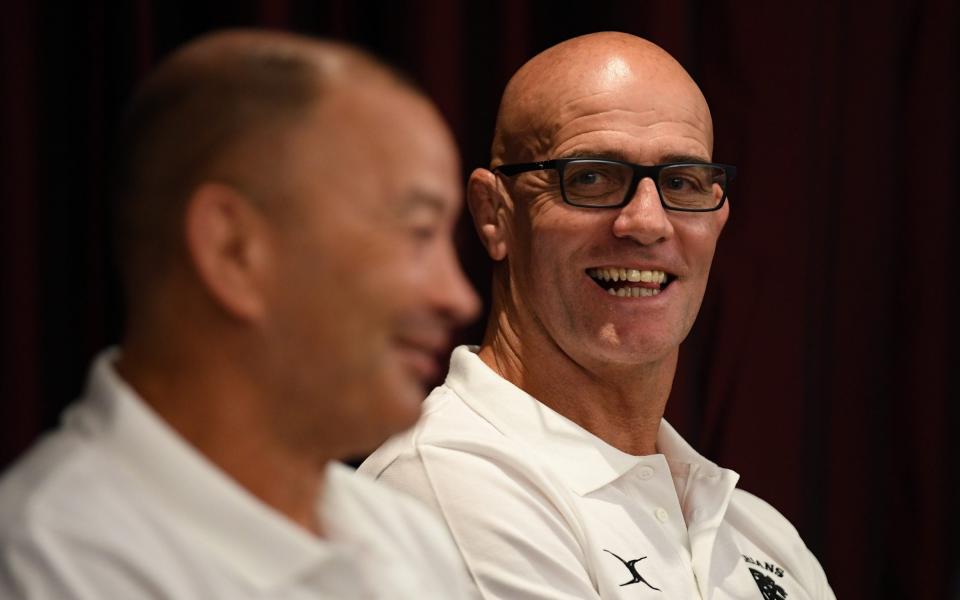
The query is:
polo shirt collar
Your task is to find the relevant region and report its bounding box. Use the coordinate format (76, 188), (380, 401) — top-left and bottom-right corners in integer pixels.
(67, 349), (336, 592)
(444, 345), (738, 498)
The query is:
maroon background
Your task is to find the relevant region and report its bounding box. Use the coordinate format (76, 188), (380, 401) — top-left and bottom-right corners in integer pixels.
(2, 1), (958, 598)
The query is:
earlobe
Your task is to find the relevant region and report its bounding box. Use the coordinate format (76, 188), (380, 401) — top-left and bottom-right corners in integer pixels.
(715, 199), (731, 234)
(184, 182), (270, 322)
(467, 168), (508, 261)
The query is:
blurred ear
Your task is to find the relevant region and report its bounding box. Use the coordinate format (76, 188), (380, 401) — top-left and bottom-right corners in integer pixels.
(183, 182), (272, 321)
(466, 168), (509, 261)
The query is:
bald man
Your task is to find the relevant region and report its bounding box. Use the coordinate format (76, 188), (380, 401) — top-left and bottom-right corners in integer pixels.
(361, 32), (835, 599)
(0, 31), (479, 598)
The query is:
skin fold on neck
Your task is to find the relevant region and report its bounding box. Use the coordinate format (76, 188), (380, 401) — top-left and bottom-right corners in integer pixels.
(478, 284), (676, 457)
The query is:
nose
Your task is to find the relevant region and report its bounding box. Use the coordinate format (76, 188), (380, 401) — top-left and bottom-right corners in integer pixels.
(434, 242), (481, 326)
(611, 177), (674, 245)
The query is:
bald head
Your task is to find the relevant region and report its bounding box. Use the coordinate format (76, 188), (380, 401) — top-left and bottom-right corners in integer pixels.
(113, 30), (410, 311)
(491, 32), (713, 165)
(464, 31), (730, 416)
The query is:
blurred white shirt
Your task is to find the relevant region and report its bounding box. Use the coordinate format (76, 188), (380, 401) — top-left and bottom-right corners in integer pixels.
(0, 350), (476, 599)
(361, 345), (836, 600)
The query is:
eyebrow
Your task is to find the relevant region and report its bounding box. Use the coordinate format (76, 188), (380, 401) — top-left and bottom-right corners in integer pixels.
(395, 189), (448, 218)
(556, 148), (628, 161)
(555, 149), (712, 164)
(659, 153), (712, 164)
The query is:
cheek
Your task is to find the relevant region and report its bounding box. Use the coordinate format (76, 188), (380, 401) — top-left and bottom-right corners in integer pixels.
(525, 209), (587, 273)
(675, 220), (722, 276)
(672, 223), (722, 327)
(269, 231), (391, 357)
(523, 230), (573, 301)
(375, 241), (437, 310)
(524, 230), (597, 329)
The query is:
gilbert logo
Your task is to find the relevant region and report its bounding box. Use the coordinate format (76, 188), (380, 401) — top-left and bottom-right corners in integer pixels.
(602, 549), (660, 591)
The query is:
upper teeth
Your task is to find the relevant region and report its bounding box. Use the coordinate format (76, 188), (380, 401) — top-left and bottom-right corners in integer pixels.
(588, 268), (667, 284)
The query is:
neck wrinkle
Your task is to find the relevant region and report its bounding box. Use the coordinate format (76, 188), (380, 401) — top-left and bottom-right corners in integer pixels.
(478, 297), (675, 457)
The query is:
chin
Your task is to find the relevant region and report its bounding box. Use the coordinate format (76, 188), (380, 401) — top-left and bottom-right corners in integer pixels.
(331, 382), (423, 457)
(342, 412), (420, 459)
(583, 330), (681, 368)
(378, 378), (426, 431)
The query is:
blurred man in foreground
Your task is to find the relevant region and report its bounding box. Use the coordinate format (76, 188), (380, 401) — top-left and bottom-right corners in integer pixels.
(361, 32), (835, 599)
(0, 30), (478, 598)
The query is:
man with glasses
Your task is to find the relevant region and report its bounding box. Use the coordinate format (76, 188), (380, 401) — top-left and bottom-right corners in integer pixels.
(361, 32), (834, 599)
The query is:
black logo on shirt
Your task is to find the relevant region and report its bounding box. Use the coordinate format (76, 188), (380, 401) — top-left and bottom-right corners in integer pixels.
(749, 568), (788, 599)
(742, 553), (785, 578)
(603, 549), (660, 591)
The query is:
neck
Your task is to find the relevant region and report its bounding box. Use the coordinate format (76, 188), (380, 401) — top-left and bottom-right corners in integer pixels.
(478, 303), (676, 456)
(116, 332), (328, 537)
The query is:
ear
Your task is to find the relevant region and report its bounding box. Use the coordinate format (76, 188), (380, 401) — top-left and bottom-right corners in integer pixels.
(466, 168), (509, 261)
(183, 182), (272, 322)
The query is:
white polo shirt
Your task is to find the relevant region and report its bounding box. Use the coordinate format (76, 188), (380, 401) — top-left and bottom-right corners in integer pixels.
(0, 351), (477, 599)
(360, 346), (835, 600)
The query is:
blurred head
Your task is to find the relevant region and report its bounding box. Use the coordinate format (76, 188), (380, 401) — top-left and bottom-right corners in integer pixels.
(469, 32), (728, 375)
(115, 30), (478, 458)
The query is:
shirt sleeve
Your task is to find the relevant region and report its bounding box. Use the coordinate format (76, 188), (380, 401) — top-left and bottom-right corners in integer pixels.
(728, 490), (837, 600)
(350, 464), (482, 600)
(799, 546), (836, 600)
(378, 442), (603, 600)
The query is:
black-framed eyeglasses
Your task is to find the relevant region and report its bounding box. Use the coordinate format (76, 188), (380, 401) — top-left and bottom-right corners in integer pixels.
(493, 157), (736, 212)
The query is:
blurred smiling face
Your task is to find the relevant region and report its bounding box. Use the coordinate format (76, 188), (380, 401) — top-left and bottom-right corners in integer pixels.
(261, 82), (478, 457)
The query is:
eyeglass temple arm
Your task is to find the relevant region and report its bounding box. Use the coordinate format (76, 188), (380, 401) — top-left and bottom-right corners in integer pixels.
(491, 161), (551, 176)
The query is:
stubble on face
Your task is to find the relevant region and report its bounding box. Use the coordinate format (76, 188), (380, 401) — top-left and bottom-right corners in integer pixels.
(488, 32), (727, 381)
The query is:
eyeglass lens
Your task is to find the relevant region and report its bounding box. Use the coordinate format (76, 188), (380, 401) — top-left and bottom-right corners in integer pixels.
(561, 161), (726, 209)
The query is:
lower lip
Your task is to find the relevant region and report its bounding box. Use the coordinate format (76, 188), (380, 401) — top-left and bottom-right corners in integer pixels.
(395, 344), (440, 382)
(586, 275), (674, 303)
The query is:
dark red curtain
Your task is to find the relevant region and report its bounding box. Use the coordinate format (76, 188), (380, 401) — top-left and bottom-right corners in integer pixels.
(2, 2), (957, 598)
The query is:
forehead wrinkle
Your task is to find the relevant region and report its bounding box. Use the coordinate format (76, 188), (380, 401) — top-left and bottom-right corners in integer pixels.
(553, 127), (712, 161)
(556, 89), (708, 120)
(541, 94), (712, 159)
(496, 123), (553, 165)
(552, 110), (709, 139)
(553, 92), (712, 130)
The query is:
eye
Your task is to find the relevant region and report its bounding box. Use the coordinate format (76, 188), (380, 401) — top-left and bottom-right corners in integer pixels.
(563, 162), (627, 197)
(659, 165), (725, 209)
(661, 166), (715, 193)
(409, 223), (439, 242)
(571, 170), (606, 186)
(663, 176), (688, 191)
(398, 197), (446, 244)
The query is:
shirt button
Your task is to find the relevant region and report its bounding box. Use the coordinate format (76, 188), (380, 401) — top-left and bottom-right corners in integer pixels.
(637, 466), (654, 480)
(655, 507), (670, 523)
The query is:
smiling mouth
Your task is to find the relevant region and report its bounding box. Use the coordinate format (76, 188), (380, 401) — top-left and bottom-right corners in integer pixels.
(395, 342), (442, 383)
(586, 267), (677, 298)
